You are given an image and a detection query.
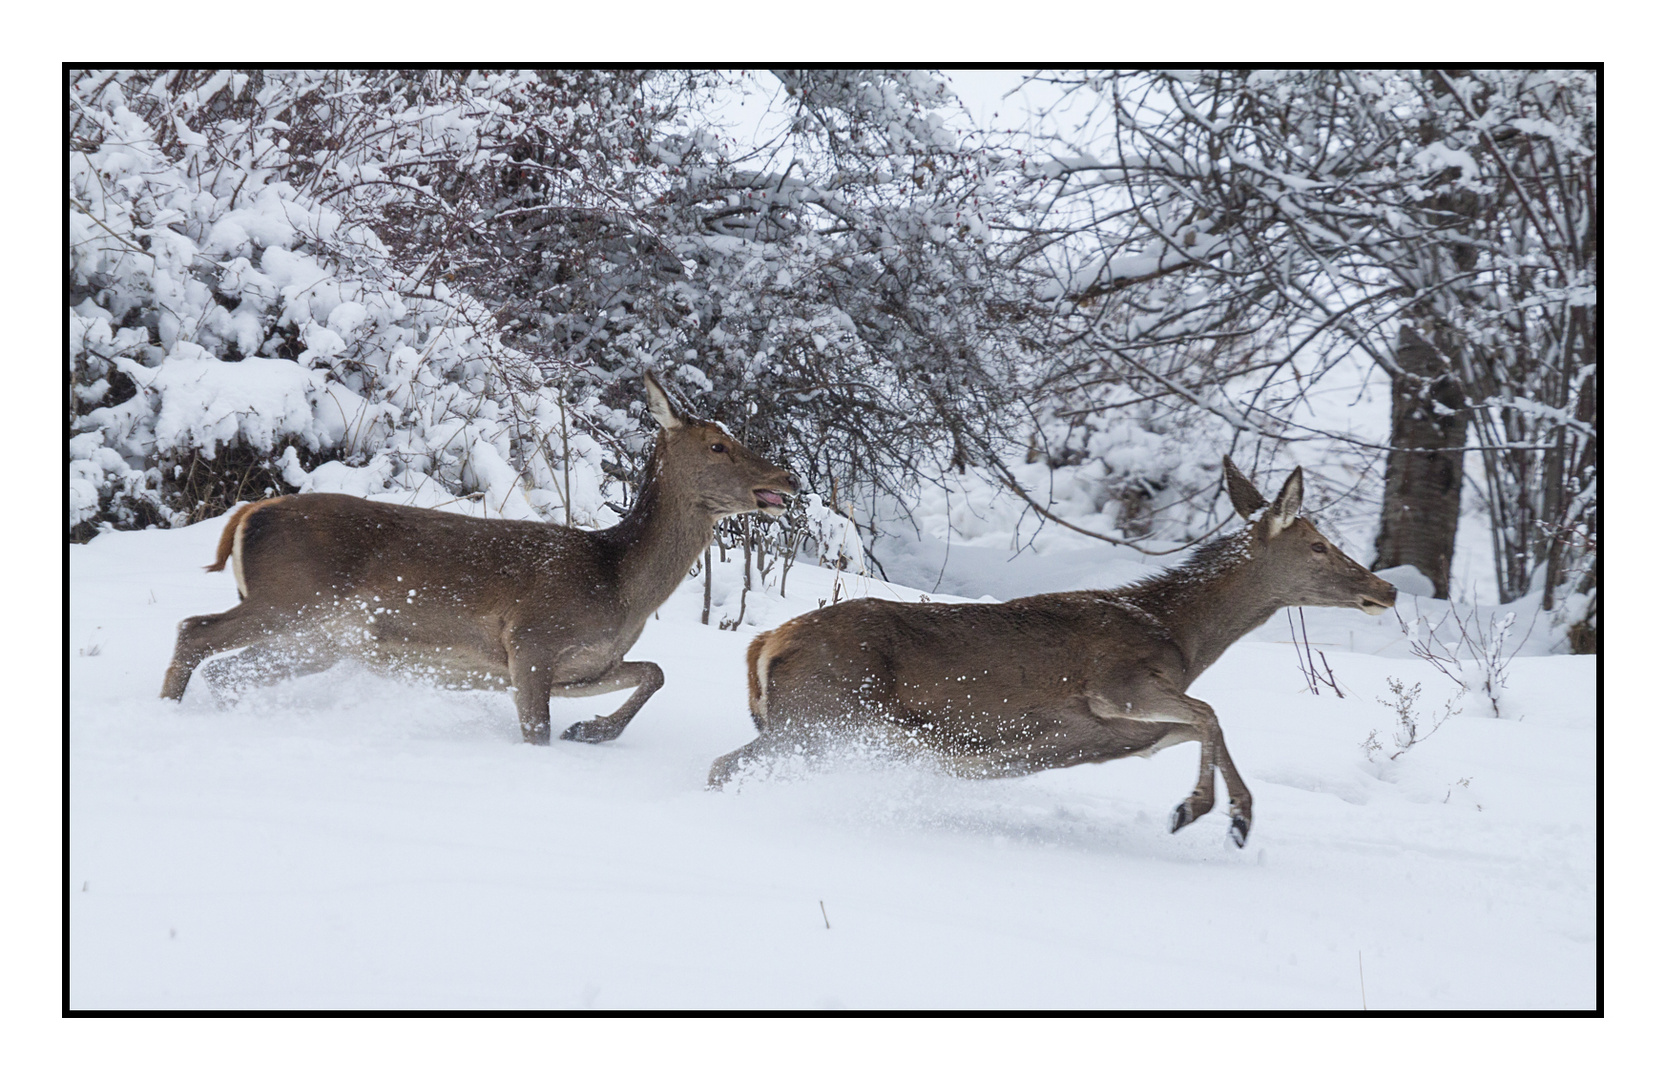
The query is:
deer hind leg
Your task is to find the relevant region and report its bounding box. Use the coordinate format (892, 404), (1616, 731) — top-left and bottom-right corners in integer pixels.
(707, 732), (776, 789)
(708, 696), (903, 790)
(160, 603), (288, 702)
(196, 638), (338, 706)
(706, 723), (833, 790)
(556, 661), (665, 744)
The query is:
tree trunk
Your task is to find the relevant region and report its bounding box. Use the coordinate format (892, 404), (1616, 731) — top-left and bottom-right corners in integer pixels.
(1372, 326), (1469, 599)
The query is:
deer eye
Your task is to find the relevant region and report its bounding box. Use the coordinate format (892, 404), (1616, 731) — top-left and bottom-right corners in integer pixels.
(1311, 542), (1327, 553)
(710, 443), (727, 453)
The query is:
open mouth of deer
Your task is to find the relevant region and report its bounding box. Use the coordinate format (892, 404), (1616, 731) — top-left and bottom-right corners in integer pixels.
(754, 489), (791, 513)
(1359, 598), (1392, 615)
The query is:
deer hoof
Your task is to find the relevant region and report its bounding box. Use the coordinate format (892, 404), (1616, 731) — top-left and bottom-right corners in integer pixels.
(523, 723), (551, 746)
(1168, 803), (1195, 834)
(1230, 814), (1251, 848)
(559, 719), (617, 744)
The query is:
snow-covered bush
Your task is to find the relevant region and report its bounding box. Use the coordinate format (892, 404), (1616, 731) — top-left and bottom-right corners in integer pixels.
(69, 70), (634, 540)
(67, 69), (1010, 577)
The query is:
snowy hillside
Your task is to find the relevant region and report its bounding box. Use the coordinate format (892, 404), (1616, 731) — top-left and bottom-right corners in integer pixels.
(69, 510), (1594, 1011)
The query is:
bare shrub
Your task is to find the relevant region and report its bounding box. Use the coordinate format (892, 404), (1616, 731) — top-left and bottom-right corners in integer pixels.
(1364, 677), (1459, 763)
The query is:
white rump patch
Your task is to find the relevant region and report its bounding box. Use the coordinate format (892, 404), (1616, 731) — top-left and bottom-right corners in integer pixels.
(754, 640), (773, 719)
(232, 514), (251, 598)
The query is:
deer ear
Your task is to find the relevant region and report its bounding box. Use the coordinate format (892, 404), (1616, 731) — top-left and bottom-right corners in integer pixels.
(1268, 467), (1303, 536)
(1222, 456), (1268, 520)
(643, 369), (685, 431)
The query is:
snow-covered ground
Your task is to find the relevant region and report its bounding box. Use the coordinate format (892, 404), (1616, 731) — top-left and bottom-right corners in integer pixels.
(68, 507), (1594, 1012)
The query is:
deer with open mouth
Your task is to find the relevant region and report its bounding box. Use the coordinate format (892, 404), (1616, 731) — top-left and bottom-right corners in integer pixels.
(161, 371), (799, 745)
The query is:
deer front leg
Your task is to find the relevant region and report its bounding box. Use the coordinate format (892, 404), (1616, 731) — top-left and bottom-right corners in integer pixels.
(1206, 716), (1254, 848)
(1167, 738), (1217, 837)
(1166, 695), (1253, 846)
(556, 661), (665, 744)
(1087, 682), (1253, 847)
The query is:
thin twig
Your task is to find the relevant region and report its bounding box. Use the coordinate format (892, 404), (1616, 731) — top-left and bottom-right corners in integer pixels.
(67, 197), (150, 257)
(992, 460), (1231, 556)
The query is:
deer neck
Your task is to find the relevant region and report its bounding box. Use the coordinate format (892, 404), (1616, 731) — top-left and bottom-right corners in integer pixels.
(601, 459), (715, 622)
(1122, 532), (1284, 686)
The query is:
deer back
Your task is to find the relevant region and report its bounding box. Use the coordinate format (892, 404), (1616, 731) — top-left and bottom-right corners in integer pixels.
(753, 459), (1396, 729)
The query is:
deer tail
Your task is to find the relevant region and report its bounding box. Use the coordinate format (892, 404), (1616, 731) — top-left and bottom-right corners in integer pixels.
(205, 500), (280, 597)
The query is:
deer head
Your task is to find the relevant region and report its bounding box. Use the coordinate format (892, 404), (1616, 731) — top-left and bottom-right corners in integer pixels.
(1223, 456), (1397, 615)
(643, 371), (799, 520)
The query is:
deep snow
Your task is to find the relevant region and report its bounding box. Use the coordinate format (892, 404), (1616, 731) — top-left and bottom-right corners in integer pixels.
(68, 510), (1594, 1011)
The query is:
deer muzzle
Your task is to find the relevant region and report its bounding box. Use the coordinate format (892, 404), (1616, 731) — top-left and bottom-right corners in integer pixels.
(1358, 582), (1397, 615)
(753, 473), (799, 514)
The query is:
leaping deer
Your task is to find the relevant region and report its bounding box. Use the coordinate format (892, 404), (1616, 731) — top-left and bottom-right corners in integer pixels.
(161, 371), (799, 745)
(707, 458), (1396, 846)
